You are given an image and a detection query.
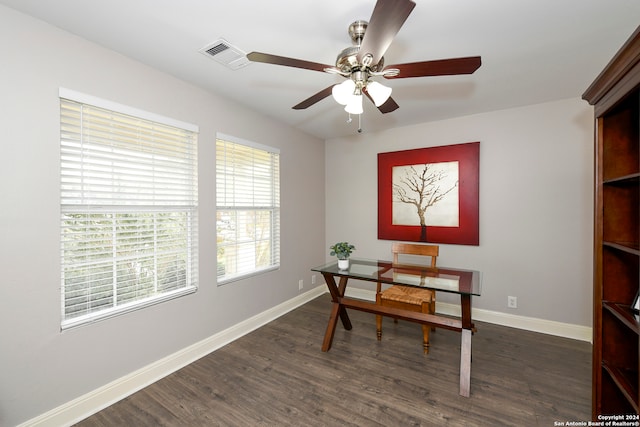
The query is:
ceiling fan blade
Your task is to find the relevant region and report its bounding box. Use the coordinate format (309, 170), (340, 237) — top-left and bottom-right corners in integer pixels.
(376, 96), (400, 113)
(384, 56), (482, 79)
(292, 85), (334, 110)
(363, 87), (399, 113)
(247, 52), (333, 73)
(357, 0), (416, 66)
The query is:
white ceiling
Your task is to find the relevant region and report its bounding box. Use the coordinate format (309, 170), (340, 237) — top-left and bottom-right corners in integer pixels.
(2, 0), (639, 139)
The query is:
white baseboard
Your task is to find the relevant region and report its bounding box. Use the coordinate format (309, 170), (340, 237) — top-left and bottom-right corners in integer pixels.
(19, 285), (326, 427)
(344, 287), (592, 343)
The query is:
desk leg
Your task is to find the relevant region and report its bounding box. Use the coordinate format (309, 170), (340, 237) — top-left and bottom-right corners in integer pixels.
(322, 302), (340, 352)
(460, 294), (472, 330)
(459, 293), (473, 397)
(459, 329), (472, 397)
(335, 276), (352, 330)
(321, 273), (352, 352)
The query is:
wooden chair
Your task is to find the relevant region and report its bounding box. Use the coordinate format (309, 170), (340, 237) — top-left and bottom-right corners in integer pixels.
(376, 243), (438, 354)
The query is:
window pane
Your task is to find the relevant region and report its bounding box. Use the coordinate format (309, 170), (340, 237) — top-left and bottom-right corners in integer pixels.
(216, 135), (279, 284)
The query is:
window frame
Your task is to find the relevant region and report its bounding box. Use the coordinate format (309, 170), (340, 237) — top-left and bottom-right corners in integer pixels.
(215, 133), (280, 285)
(59, 88), (199, 330)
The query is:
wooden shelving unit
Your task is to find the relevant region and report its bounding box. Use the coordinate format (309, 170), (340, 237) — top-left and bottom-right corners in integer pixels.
(583, 25), (640, 418)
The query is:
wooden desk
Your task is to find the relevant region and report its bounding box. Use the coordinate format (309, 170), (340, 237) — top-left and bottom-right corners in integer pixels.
(311, 258), (481, 397)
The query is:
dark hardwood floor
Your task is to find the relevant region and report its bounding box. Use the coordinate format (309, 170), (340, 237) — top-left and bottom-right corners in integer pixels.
(76, 294), (591, 426)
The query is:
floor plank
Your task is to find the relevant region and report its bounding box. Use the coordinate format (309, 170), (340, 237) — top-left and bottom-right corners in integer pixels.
(76, 294), (591, 426)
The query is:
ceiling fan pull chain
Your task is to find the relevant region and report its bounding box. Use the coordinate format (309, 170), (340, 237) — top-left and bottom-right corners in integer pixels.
(357, 113), (362, 133)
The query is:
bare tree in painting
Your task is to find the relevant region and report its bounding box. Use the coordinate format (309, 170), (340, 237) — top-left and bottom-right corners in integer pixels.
(393, 163), (458, 241)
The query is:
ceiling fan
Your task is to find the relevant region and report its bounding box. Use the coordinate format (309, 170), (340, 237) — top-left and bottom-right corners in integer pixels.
(246, 0), (481, 116)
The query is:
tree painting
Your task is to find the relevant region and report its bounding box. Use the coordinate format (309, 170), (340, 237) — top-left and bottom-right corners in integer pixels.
(392, 161), (459, 240)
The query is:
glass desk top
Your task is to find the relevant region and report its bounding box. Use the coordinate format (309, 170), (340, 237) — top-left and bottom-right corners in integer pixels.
(312, 258), (481, 296)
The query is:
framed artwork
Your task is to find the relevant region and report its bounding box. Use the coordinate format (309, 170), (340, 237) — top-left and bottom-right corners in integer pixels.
(378, 141), (480, 245)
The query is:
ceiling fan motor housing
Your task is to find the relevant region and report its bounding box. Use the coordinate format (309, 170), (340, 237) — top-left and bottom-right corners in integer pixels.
(336, 20), (384, 74)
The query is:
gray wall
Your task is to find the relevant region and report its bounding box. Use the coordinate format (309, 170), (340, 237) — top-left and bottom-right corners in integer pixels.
(0, 6), (325, 426)
(325, 98), (594, 327)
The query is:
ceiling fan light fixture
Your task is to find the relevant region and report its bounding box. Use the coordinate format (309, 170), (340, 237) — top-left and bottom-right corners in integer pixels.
(344, 94), (363, 115)
(366, 81), (392, 106)
(332, 79), (356, 105)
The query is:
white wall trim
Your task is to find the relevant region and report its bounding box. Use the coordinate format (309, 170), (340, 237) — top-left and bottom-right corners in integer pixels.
(19, 286), (326, 427)
(344, 287), (592, 343)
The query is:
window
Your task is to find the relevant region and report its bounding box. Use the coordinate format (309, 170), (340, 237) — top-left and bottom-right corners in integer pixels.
(216, 134), (280, 284)
(59, 88), (198, 329)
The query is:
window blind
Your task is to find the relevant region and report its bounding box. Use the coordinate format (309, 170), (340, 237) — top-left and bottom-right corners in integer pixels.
(60, 92), (198, 329)
(216, 135), (280, 284)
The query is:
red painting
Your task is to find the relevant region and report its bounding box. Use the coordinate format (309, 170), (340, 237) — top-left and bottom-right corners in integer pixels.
(378, 142), (479, 245)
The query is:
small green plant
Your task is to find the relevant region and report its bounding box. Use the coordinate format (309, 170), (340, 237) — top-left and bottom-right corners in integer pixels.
(329, 242), (355, 260)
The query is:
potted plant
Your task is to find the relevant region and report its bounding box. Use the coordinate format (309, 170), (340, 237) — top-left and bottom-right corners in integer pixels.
(330, 242), (355, 270)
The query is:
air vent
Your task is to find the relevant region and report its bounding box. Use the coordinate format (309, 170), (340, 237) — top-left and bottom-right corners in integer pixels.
(199, 39), (250, 70)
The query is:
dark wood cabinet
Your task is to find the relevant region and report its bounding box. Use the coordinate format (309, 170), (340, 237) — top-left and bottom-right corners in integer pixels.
(583, 25), (640, 418)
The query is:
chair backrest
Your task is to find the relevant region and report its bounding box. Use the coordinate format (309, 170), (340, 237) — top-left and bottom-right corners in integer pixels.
(392, 242), (439, 268)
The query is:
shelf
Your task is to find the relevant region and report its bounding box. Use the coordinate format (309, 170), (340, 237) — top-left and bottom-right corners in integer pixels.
(601, 246), (639, 304)
(602, 180), (639, 248)
(604, 172), (640, 185)
(604, 301), (640, 334)
(600, 91), (639, 181)
(602, 361), (639, 413)
(603, 241), (640, 256)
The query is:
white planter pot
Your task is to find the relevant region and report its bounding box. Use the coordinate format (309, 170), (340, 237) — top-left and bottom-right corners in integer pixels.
(338, 259), (349, 270)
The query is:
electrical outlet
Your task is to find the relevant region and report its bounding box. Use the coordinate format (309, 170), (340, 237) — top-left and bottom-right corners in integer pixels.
(298, 279), (304, 290)
(311, 275), (316, 285)
(508, 296), (517, 309)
